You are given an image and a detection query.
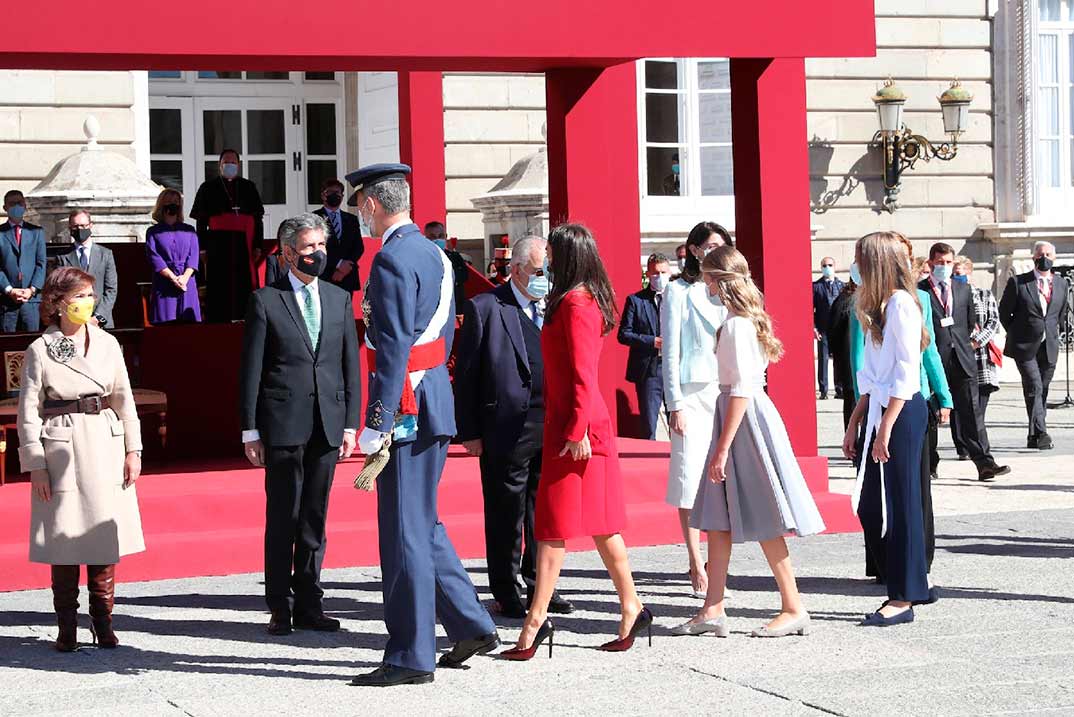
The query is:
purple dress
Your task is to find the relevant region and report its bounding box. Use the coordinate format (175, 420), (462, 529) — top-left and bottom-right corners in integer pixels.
(147, 222), (202, 324)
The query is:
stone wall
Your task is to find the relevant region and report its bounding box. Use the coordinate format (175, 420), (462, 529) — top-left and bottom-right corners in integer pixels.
(0, 71), (139, 217)
(806, 0), (995, 276)
(443, 72), (546, 252)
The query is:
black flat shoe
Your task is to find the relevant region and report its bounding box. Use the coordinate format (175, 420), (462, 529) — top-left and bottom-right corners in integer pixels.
(350, 665), (434, 687)
(293, 612), (340, 632)
(438, 632), (501, 668)
(860, 608), (914, 627)
(267, 610), (291, 636)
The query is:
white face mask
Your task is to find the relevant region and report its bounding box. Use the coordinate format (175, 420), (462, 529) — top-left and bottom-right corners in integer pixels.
(649, 272), (670, 293)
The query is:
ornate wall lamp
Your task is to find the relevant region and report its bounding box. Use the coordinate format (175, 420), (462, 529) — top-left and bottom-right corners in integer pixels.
(872, 78), (973, 212)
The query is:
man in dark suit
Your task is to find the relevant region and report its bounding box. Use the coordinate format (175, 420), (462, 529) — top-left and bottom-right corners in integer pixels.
(56, 210), (119, 328)
(313, 178), (364, 293)
(920, 242), (1009, 482)
(999, 241), (1071, 450)
(813, 256), (845, 399)
(239, 212), (360, 636)
(348, 164), (498, 687)
(454, 235), (574, 620)
(425, 221), (473, 313)
(617, 253), (670, 439)
(0, 190), (46, 333)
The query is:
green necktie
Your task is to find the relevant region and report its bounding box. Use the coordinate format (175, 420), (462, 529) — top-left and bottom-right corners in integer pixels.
(301, 285), (320, 349)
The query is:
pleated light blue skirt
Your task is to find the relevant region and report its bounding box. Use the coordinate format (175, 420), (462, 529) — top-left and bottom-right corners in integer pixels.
(690, 387), (826, 543)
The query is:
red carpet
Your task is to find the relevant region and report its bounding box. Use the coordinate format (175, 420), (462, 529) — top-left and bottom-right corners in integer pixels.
(0, 439), (858, 592)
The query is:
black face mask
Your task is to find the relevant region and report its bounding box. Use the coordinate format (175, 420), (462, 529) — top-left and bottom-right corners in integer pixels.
(163, 203), (180, 217)
(293, 249), (328, 277)
(1036, 256), (1054, 273)
(71, 228), (91, 243)
(324, 193), (343, 209)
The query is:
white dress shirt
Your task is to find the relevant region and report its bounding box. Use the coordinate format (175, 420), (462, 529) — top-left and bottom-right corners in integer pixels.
(1034, 269), (1054, 315)
(242, 270), (354, 444)
(852, 290), (922, 535)
(509, 278), (543, 325)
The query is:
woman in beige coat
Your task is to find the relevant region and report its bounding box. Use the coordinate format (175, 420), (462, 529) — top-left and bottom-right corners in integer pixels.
(18, 266), (144, 651)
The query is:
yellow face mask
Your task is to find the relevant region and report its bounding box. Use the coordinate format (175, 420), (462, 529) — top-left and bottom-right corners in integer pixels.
(65, 297), (95, 325)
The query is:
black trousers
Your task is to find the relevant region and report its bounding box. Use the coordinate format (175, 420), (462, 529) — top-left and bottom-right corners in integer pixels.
(634, 373), (664, 441)
(945, 365), (995, 471)
(263, 413), (339, 614)
(1015, 342), (1057, 438)
(479, 418), (542, 606)
(816, 334), (830, 395)
(858, 394), (929, 603)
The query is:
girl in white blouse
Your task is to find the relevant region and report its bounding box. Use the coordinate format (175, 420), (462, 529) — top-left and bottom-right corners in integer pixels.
(842, 231), (931, 627)
(674, 247), (824, 638)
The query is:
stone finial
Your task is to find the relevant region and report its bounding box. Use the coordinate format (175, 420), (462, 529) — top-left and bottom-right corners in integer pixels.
(82, 115), (101, 151)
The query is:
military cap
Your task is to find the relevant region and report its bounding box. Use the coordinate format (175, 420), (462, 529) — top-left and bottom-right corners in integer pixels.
(345, 162), (412, 206)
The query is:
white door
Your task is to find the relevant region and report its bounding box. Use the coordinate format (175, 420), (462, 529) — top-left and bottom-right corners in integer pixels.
(357, 72), (400, 165)
(194, 98), (299, 241)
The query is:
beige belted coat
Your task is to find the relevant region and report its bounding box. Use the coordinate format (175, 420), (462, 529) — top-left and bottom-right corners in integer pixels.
(17, 324), (144, 565)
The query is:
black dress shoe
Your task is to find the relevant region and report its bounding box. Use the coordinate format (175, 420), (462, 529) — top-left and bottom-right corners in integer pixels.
(978, 463), (1011, 482)
(350, 665), (434, 687)
(818, 394), (828, 400)
(437, 632), (501, 668)
(1036, 433), (1054, 450)
(493, 600), (527, 619)
(267, 610), (291, 636)
(547, 594), (575, 615)
(956, 454), (969, 461)
(293, 612), (341, 632)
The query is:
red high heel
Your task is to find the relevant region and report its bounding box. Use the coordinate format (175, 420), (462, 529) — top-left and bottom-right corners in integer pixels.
(501, 619), (554, 661)
(600, 606), (653, 652)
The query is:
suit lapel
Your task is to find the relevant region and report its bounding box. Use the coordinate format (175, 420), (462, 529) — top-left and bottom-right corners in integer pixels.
(278, 282), (315, 357)
(1024, 275), (1045, 318)
(3, 227), (20, 257)
(498, 286), (530, 375)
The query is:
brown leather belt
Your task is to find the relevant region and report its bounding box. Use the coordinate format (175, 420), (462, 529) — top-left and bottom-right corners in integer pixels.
(41, 395), (112, 419)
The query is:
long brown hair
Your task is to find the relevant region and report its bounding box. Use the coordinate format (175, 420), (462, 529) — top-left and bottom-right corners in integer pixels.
(680, 221), (732, 285)
(854, 231), (929, 350)
(544, 223), (618, 335)
(701, 246), (784, 362)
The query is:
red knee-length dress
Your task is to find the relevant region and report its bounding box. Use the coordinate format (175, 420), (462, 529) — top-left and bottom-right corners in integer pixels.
(535, 289), (627, 541)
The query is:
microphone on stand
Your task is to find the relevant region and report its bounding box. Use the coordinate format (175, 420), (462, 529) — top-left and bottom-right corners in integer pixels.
(1048, 271), (1074, 410)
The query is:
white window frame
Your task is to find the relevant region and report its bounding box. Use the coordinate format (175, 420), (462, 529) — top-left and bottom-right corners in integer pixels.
(1036, 3), (1074, 219)
(636, 58), (735, 236)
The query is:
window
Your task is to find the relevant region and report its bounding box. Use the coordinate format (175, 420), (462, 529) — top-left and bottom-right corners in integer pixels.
(1037, 1), (1074, 215)
(638, 59), (733, 200)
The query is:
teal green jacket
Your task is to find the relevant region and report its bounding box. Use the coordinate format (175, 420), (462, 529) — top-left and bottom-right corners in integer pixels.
(850, 288), (953, 408)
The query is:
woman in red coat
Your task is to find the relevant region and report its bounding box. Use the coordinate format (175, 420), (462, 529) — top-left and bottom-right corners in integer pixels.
(503, 224), (651, 660)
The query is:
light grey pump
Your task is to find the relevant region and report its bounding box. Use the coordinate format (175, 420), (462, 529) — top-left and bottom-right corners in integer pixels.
(670, 615), (730, 637)
(750, 613), (811, 637)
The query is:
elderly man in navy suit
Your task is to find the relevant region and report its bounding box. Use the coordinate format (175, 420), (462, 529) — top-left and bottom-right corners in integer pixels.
(454, 235), (574, 620)
(617, 253), (671, 439)
(348, 164), (498, 688)
(0, 190), (46, 333)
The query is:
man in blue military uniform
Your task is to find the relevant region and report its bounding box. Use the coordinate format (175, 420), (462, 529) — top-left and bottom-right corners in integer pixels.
(348, 164), (499, 687)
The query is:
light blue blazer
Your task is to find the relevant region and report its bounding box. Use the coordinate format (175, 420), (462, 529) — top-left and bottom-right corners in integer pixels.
(660, 277), (728, 411)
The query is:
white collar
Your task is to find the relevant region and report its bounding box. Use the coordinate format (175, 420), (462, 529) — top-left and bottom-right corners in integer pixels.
(76, 241), (92, 253)
(383, 219), (411, 242)
(1034, 269), (1053, 283)
(288, 270), (318, 294)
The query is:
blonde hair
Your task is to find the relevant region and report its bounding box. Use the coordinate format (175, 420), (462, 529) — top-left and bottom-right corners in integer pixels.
(855, 231), (930, 351)
(151, 188), (185, 224)
(954, 254), (973, 273)
(701, 246), (784, 362)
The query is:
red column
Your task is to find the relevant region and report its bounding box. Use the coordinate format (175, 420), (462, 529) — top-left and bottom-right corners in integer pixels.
(729, 58), (817, 455)
(729, 59), (856, 531)
(397, 71), (447, 229)
(546, 63), (641, 435)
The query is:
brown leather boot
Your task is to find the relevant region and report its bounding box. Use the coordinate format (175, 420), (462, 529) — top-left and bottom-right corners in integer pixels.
(51, 565), (80, 652)
(87, 564), (119, 648)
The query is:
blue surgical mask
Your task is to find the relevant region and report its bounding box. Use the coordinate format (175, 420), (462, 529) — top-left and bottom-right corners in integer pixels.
(677, 257), (686, 272)
(671, 163), (680, 175)
(849, 262), (862, 285)
(821, 266), (835, 280)
(952, 274), (968, 284)
(932, 264), (952, 282)
(527, 273), (549, 299)
(432, 239), (447, 250)
(221, 162), (239, 180)
(7, 204), (26, 221)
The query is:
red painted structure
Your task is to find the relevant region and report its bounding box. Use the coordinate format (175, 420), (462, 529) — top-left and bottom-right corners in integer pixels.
(0, 0), (877, 528)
